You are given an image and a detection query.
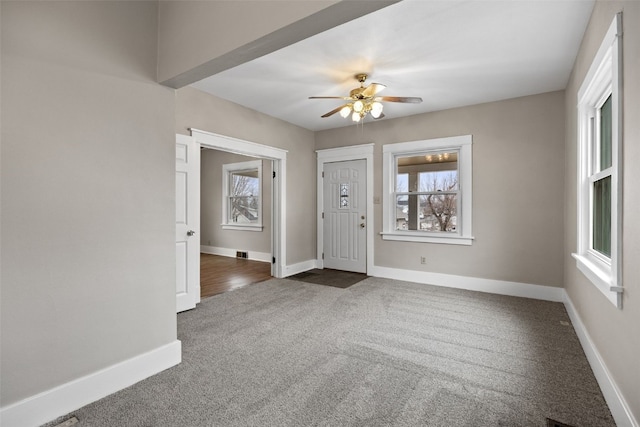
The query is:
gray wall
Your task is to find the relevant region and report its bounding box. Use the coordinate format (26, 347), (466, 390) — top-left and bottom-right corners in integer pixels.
(1, 1), (176, 406)
(175, 86), (317, 266)
(201, 150), (272, 254)
(563, 0), (640, 418)
(315, 91), (566, 288)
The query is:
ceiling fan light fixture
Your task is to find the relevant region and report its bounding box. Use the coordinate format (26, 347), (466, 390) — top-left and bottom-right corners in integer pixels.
(371, 101), (383, 118)
(310, 73), (422, 124)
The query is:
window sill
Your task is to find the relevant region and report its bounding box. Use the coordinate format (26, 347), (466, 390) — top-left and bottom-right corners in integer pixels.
(221, 224), (263, 232)
(380, 231), (473, 245)
(572, 253), (622, 308)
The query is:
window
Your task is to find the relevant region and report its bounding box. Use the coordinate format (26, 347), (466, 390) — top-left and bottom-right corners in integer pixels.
(222, 160), (263, 231)
(382, 135), (473, 245)
(573, 13), (622, 308)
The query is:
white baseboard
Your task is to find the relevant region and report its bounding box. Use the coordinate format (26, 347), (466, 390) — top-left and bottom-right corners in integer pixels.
(370, 265), (565, 302)
(0, 340), (181, 427)
(283, 259), (319, 277)
(563, 293), (638, 427)
(200, 245), (271, 263)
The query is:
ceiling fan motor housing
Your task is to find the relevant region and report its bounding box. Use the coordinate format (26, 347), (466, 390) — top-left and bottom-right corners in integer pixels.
(349, 87), (366, 99)
(350, 73), (369, 99)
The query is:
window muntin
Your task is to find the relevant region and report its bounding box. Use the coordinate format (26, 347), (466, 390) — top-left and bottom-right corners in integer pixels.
(222, 160), (263, 230)
(382, 135), (472, 245)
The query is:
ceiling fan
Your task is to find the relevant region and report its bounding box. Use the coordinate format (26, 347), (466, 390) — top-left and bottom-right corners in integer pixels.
(309, 73), (422, 122)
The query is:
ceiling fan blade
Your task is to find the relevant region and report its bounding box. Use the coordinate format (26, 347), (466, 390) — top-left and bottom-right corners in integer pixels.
(309, 96), (352, 100)
(375, 96), (423, 103)
(321, 104), (349, 118)
(361, 83), (386, 98)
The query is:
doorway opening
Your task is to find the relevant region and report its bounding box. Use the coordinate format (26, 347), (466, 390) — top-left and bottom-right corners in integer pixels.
(199, 146), (274, 297)
(191, 129), (287, 285)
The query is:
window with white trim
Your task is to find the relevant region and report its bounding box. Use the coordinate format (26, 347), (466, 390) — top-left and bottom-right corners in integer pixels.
(382, 135), (473, 245)
(222, 160), (263, 231)
(573, 13), (622, 308)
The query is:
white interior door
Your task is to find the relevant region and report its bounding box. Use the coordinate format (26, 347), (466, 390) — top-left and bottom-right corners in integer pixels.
(176, 134), (200, 312)
(323, 160), (366, 273)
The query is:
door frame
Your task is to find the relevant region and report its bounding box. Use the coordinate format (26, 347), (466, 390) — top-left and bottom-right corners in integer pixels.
(190, 128), (287, 278)
(316, 144), (374, 273)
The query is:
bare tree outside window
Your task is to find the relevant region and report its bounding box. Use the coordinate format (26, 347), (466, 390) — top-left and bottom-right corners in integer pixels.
(229, 171), (259, 223)
(419, 171), (458, 232)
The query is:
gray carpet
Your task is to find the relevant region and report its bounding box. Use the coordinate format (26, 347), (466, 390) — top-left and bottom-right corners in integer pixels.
(44, 277), (615, 427)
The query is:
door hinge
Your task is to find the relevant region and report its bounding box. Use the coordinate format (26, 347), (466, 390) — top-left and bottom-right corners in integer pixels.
(322, 212), (324, 219)
(272, 256), (276, 264)
(322, 171), (324, 178)
(273, 171), (276, 179)
(322, 252), (324, 260)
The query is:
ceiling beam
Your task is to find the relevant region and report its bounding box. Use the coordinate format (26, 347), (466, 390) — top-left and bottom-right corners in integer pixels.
(159, 0), (400, 89)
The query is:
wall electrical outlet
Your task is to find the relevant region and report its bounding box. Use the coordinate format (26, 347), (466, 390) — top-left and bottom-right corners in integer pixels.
(420, 256), (426, 264)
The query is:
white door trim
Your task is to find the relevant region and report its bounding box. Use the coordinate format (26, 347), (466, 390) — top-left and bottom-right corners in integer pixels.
(316, 144), (374, 273)
(190, 128), (287, 278)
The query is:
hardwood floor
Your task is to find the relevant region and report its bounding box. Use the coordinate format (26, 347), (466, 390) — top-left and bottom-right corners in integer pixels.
(200, 253), (272, 298)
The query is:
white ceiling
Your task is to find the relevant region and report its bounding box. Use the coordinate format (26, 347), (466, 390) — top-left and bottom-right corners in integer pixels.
(191, 0), (594, 132)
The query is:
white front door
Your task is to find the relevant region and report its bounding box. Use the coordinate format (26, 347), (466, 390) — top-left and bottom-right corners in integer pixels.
(323, 160), (367, 273)
(176, 134), (200, 312)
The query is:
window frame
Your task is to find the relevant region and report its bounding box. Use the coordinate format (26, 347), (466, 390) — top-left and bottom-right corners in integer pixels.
(573, 13), (623, 308)
(221, 160), (263, 231)
(381, 135), (473, 245)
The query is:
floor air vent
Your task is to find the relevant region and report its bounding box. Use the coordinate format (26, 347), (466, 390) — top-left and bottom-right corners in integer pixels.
(54, 416), (79, 427)
(236, 251), (248, 259)
(547, 418), (575, 427)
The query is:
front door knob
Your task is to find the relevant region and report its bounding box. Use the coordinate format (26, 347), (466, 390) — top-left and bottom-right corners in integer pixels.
(187, 230), (196, 236)
(360, 223), (365, 229)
